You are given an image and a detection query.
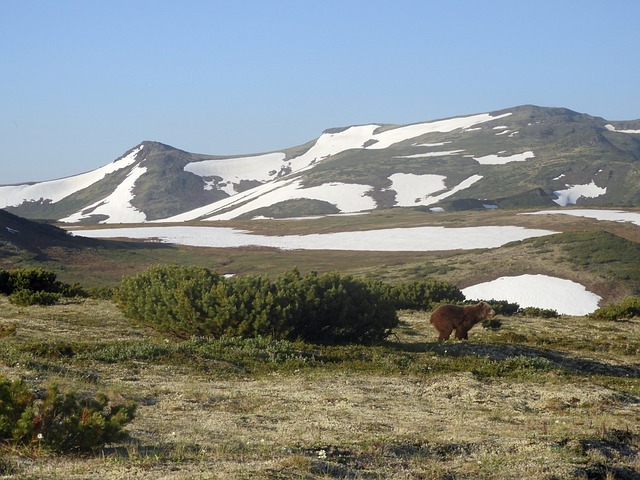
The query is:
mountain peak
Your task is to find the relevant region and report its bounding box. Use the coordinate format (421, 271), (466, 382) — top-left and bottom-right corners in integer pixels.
(2, 105), (639, 223)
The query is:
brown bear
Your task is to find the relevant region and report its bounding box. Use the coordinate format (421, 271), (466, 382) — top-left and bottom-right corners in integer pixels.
(429, 302), (495, 341)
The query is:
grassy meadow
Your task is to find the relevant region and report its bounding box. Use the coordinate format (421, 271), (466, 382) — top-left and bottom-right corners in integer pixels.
(0, 294), (638, 479)
(1, 208), (639, 478)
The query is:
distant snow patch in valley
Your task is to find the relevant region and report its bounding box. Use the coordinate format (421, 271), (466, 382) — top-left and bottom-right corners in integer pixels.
(524, 209), (640, 226)
(72, 224), (555, 252)
(462, 274), (601, 316)
(473, 151), (535, 165)
(552, 180), (606, 206)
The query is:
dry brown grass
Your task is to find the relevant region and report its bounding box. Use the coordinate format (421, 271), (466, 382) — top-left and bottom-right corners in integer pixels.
(0, 296), (638, 479)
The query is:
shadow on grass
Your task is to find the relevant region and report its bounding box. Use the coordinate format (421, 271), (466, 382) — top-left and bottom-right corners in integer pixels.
(389, 339), (640, 379)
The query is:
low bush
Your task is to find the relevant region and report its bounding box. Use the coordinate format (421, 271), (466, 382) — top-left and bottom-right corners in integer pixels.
(117, 266), (400, 344)
(0, 267), (86, 306)
(388, 280), (464, 310)
(9, 290), (61, 306)
(473, 299), (520, 316)
(0, 376), (136, 453)
(521, 306), (559, 318)
(589, 297), (640, 321)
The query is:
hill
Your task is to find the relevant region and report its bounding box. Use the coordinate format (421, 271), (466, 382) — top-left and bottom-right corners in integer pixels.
(1, 105), (639, 224)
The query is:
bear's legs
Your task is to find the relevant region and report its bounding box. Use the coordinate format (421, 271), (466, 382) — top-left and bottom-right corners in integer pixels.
(454, 327), (470, 340)
(437, 325), (453, 341)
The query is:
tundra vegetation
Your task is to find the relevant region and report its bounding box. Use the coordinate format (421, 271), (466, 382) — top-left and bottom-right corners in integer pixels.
(0, 266), (638, 479)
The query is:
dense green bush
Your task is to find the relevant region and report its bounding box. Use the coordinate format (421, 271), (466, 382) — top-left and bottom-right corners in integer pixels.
(0, 267), (85, 306)
(589, 297), (640, 321)
(473, 299), (520, 316)
(0, 376), (135, 453)
(9, 290), (61, 306)
(521, 306), (559, 318)
(388, 280), (464, 310)
(117, 265), (400, 344)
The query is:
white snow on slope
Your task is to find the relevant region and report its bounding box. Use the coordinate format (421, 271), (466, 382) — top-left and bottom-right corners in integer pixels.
(167, 112), (513, 221)
(184, 152), (287, 194)
(473, 151), (535, 165)
(366, 112), (513, 150)
(394, 150), (465, 159)
(60, 165), (148, 223)
(462, 274), (601, 315)
(72, 224), (555, 252)
(553, 180), (606, 206)
(214, 180), (376, 221)
(389, 173), (482, 207)
(524, 209), (640, 226)
(0, 145), (143, 208)
(390, 174), (447, 206)
(605, 124), (640, 134)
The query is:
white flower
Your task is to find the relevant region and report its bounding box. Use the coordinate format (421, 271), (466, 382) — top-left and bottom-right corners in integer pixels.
(317, 449), (327, 460)
(37, 433), (44, 440)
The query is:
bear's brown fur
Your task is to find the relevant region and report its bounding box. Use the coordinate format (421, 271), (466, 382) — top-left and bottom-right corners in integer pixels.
(429, 302), (495, 341)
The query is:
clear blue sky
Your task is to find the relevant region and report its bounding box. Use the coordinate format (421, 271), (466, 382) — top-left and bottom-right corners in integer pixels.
(2, 0), (639, 184)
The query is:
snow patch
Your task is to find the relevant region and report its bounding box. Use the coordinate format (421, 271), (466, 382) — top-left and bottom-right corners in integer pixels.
(553, 181), (606, 206)
(366, 112), (513, 150)
(605, 124), (640, 134)
(60, 165), (148, 223)
(0, 145), (143, 208)
(523, 209), (640, 226)
(389, 174), (483, 207)
(184, 152), (288, 193)
(473, 151), (535, 165)
(462, 274), (601, 316)
(72, 224), (556, 252)
(393, 150), (465, 159)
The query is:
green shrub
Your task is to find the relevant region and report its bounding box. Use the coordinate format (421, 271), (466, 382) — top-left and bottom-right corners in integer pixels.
(521, 306), (559, 318)
(589, 297), (640, 321)
(9, 290), (61, 306)
(0, 376), (135, 453)
(117, 266), (398, 344)
(1, 267), (86, 305)
(473, 299), (520, 316)
(389, 280), (464, 310)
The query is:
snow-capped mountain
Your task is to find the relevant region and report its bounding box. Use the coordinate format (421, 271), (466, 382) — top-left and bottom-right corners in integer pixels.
(1, 105), (639, 224)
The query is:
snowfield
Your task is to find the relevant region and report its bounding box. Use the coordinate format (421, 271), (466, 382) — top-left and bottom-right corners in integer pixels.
(72, 224), (555, 252)
(184, 152), (288, 195)
(605, 124), (640, 134)
(473, 151), (535, 165)
(61, 165), (148, 223)
(388, 173), (482, 207)
(0, 145), (143, 208)
(165, 112), (513, 221)
(524, 209), (640, 226)
(553, 180), (607, 206)
(462, 274), (602, 316)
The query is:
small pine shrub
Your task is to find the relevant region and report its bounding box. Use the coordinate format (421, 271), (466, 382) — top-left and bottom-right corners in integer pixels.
(9, 290), (61, 306)
(0, 376), (136, 453)
(482, 318), (502, 330)
(521, 306), (559, 318)
(389, 280), (464, 310)
(473, 299), (520, 316)
(589, 297), (640, 321)
(117, 266), (399, 344)
(1, 267), (86, 306)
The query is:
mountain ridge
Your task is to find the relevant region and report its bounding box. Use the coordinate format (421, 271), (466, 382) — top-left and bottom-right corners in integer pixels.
(1, 105), (639, 224)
